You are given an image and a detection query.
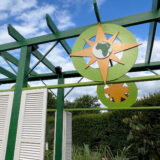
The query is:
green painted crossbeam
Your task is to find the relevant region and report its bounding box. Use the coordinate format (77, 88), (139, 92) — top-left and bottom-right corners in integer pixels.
(1, 60), (160, 84)
(0, 10), (160, 52)
(47, 106), (160, 111)
(0, 67), (16, 79)
(2, 72), (160, 92)
(20, 74), (160, 91)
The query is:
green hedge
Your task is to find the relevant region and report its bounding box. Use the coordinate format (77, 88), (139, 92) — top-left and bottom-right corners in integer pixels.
(72, 111), (133, 152)
(46, 111), (133, 151)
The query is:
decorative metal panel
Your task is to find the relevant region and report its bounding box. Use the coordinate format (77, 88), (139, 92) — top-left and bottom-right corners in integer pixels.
(0, 92), (14, 160)
(14, 89), (48, 160)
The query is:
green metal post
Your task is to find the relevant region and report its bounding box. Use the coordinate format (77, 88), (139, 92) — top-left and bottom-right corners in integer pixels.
(55, 74), (64, 160)
(5, 46), (31, 160)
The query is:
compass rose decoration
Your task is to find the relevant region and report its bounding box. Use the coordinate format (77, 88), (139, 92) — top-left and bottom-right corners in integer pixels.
(70, 23), (140, 108)
(70, 23), (141, 83)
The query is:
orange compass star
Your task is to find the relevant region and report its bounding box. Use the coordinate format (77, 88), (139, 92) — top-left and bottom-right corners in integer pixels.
(70, 23), (140, 83)
(104, 83), (129, 103)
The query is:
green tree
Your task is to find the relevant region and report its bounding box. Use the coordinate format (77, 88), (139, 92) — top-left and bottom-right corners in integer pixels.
(47, 91), (56, 109)
(46, 92), (56, 149)
(65, 95), (101, 115)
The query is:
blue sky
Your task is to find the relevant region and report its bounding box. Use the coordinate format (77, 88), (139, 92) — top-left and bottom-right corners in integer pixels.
(0, 0), (160, 105)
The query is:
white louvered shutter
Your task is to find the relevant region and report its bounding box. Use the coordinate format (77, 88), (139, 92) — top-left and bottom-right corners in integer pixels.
(0, 92), (14, 160)
(62, 111), (72, 160)
(14, 89), (48, 160)
(54, 111), (72, 160)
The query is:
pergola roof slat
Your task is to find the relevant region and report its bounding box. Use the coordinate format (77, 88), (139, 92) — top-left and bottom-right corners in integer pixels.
(145, 0), (160, 64)
(7, 25), (56, 73)
(0, 66), (16, 79)
(0, 10), (160, 52)
(46, 14), (72, 54)
(0, 51), (38, 75)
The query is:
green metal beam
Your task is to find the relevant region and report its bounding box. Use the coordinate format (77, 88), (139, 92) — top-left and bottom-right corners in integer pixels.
(0, 51), (37, 75)
(32, 50), (56, 73)
(2, 57), (17, 74)
(145, 0), (160, 63)
(0, 52), (18, 66)
(27, 41), (58, 76)
(93, 0), (101, 22)
(46, 14), (72, 54)
(64, 77), (83, 98)
(0, 61), (160, 84)
(0, 66), (16, 79)
(147, 68), (158, 75)
(21, 74), (160, 90)
(2, 72), (160, 92)
(8, 24), (25, 41)
(8, 24), (56, 73)
(27, 61), (160, 80)
(40, 79), (57, 97)
(47, 106), (160, 111)
(0, 78), (15, 84)
(5, 46), (31, 160)
(0, 10), (160, 52)
(130, 61), (160, 71)
(55, 75), (64, 160)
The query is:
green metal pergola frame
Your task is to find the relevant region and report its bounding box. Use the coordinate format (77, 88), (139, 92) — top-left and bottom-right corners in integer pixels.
(0, 0), (160, 160)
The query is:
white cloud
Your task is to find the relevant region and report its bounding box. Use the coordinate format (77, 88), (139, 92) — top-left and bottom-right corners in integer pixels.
(135, 38), (147, 64)
(56, 11), (75, 30)
(0, 0), (75, 39)
(0, 12), (8, 20)
(0, 25), (14, 44)
(59, 0), (106, 8)
(10, 0), (37, 15)
(135, 38), (160, 64)
(0, 0), (37, 15)
(0, 0), (11, 11)
(13, 4), (56, 36)
(97, 0), (106, 6)
(150, 39), (160, 62)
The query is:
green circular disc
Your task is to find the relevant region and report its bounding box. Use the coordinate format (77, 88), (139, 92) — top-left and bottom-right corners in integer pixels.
(97, 76), (138, 108)
(71, 23), (138, 82)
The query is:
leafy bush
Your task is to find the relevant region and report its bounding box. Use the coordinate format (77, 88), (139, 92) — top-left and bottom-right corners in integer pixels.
(123, 92), (160, 159)
(72, 111), (132, 153)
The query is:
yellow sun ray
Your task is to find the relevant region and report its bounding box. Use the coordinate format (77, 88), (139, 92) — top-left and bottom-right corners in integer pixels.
(70, 48), (92, 57)
(112, 43), (141, 54)
(121, 94), (128, 99)
(108, 32), (119, 44)
(114, 96), (121, 103)
(110, 54), (124, 64)
(122, 87), (129, 93)
(85, 57), (97, 68)
(104, 83), (129, 103)
(85, 39), (96, 46)
(104, 88), (109, 94)
(95, 23), (107, 42)
(97, 59), (109, 83)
